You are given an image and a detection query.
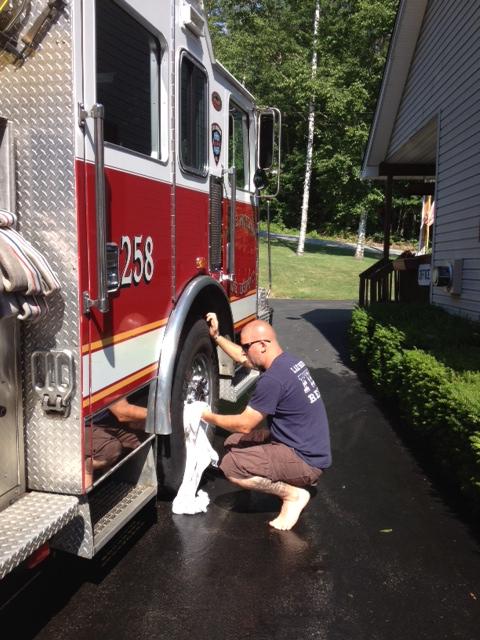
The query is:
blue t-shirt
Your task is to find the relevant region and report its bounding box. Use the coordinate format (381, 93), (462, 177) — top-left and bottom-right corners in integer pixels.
(248, 352), (332, 469)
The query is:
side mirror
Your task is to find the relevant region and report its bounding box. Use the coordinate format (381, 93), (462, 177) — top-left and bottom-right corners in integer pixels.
(258, 113), (274, 170)
(256, 108), (281, 198)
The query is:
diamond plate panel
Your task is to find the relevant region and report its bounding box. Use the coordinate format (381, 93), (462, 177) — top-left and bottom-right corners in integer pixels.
(0, 491), (79, 579)
(51, 496), (94, 559)
(0, 2), (83, 493)
(257, 286), (271, 320)
(219, 368), (259, 402)
(219, 377), (237, 402)
(52, 482), (156, 558)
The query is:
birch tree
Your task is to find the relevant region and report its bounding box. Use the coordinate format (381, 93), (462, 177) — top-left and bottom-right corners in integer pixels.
(206, 0), (399, 238)
(296, 0), (320, 256)
(355, 210), (367, 259)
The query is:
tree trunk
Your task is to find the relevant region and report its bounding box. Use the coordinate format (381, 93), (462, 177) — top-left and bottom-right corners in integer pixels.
(297, 0), (320, 256)
(355, 211), (367, 259)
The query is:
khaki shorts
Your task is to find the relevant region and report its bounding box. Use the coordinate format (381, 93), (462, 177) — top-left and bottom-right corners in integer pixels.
(220, 429), (323, 488)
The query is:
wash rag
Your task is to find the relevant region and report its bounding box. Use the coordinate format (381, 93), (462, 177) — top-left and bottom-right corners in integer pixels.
(172, 401), (219, 515)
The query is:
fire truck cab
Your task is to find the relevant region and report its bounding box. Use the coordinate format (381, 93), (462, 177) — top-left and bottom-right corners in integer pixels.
(0, 0), (280, 581)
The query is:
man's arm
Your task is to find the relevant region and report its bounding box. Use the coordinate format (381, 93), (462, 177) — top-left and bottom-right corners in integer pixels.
(202, 405), (265, 434)
(206, 312), (250, 367)
(109, 398), (148, 424)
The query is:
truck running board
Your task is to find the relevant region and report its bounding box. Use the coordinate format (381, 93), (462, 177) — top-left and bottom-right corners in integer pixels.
(0, 492), (79, 579)
(51, 481), (157, 559)
(52, 442), (158, 559)
(90, 481), (157, 555)
(219, 367), (259, 403)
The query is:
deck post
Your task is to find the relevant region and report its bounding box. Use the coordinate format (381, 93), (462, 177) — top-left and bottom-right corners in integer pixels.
(383, 174), (393, 260)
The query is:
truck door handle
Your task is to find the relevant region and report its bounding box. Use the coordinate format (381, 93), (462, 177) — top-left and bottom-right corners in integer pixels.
(228, 166), (236, 278)
(79, 103), (109, 314)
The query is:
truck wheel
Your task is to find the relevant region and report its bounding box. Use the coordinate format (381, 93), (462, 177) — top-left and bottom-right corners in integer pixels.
(158, 319), (219, 496)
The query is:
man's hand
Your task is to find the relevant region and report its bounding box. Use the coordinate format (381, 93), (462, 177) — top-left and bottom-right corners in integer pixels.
(206, 312), (219, 340)
(205, 311), (250, 367)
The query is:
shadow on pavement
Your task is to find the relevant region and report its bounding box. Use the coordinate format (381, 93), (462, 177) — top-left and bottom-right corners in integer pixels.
(301, 305), (355, 368)
(214, 490), (280, 514)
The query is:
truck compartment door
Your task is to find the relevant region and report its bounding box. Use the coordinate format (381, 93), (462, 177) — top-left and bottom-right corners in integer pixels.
(0, 119), (24, 511)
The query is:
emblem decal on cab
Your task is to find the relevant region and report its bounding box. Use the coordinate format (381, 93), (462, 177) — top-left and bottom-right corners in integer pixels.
(212, 123), (222, 165)
(212, 91), (222, 111)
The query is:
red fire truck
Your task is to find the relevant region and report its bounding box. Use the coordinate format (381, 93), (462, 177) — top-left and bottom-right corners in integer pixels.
(0, 0), (280, 580)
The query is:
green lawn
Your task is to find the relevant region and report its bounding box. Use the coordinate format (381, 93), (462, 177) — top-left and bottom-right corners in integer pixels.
(259, 238), (379, 300)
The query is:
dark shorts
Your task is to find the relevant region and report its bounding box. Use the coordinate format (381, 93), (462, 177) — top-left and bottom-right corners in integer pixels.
(220, 429), (323, 488)
(85, 425), (144, 467)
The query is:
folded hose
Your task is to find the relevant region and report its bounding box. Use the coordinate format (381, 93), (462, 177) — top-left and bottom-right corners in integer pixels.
(0, 207), (60, 321)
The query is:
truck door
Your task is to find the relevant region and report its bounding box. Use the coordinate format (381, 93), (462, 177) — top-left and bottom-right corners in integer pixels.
(227, 100), (257, 306)
(79, 0), (171, 478)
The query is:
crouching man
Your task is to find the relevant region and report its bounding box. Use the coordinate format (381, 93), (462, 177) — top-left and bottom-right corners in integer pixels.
(202, 313), (332, 531)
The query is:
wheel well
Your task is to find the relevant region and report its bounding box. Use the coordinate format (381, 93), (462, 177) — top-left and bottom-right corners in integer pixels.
(180, 283), (234, 343)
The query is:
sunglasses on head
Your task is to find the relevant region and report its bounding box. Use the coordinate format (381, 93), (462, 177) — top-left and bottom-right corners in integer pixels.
(240, 339), (271, 352)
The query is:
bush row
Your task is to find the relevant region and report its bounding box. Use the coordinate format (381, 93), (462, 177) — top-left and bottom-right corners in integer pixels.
(349, 303), (480, 512)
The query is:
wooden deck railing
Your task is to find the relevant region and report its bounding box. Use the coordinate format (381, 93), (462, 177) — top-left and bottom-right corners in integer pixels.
(358, 257), (399, 307)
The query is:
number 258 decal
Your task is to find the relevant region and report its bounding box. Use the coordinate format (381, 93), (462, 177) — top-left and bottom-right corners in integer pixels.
(120, 235), (154, 286)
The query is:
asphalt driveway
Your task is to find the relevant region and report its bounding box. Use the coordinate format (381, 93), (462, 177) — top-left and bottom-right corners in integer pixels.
(2, 299), (479, 639)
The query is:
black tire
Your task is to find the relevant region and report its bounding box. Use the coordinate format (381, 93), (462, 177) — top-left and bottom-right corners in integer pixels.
(158, 319), (219, 495)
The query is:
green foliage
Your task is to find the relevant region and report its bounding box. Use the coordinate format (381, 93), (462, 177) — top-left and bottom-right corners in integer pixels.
(366, 302), (480, 373)
(348, 305), (372, 362)
(205, 0), (404, 236)
(396, 349), (456, 432)
(349, 304), (480, 512)
(367, 323), (405, 396)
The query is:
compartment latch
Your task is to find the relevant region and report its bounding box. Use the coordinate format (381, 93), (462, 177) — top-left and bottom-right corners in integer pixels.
(31, 350), (74, 416)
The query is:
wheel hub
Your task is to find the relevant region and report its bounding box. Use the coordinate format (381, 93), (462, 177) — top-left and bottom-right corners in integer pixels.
(184, 353), (211, 404)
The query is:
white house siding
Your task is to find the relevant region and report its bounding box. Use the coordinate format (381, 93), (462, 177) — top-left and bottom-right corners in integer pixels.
(387, 0), (480, 320)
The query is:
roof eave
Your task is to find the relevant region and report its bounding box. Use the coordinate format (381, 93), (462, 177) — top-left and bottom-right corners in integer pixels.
(361, 0), (429, 180)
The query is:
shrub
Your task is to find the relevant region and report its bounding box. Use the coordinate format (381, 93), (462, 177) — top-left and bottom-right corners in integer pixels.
(367, 323), (405, 397)
(368, 303), (480, 372)
(396, 349), (455, 432)
(349, 304), (480, 514)
(349, 306), (371, 362)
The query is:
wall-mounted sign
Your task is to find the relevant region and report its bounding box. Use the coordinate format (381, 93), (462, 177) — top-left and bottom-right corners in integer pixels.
(418, 264), (431, 286)
(212, 91), (222, 111)
(211, 123), (222, 165)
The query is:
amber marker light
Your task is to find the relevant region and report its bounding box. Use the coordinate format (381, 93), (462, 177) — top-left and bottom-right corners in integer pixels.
(196, 256), (207, 271)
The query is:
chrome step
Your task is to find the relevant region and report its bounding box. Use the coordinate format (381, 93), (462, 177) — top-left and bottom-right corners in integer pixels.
(52, 481), (157, 559)
(0, 492), (79, 579)
(257, 287), (272, 323)
(91, 481), (156, 554)
(219, 367), (259, 403)
(53, 443), (157, 559)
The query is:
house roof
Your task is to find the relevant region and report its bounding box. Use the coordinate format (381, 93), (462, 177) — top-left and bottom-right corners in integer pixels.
(361, 0), (430, 180)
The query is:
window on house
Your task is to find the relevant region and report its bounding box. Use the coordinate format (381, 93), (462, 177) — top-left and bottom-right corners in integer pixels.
(180, 54), (208, 174)
(96, 0), (161, 158)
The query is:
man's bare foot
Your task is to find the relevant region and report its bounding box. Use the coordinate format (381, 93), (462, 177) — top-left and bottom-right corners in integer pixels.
(269, 487), (311, 530)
